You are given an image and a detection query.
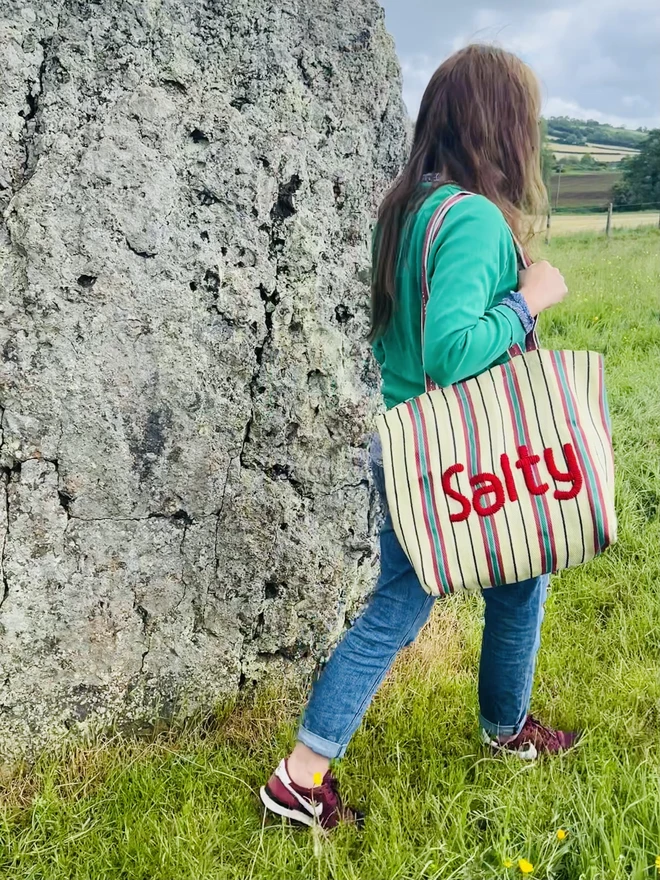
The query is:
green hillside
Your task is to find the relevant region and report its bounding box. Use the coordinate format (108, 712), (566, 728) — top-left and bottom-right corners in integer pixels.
(549, 170), (623, 211)
(545, 117), (648, 150)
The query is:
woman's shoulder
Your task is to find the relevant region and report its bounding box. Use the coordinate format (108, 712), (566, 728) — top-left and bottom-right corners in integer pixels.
(418, 188), (511, 248)
(427, 188), (506, 225)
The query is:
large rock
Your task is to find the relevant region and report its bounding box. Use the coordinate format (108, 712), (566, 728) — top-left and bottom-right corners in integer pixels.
(0, 0), (408, 754)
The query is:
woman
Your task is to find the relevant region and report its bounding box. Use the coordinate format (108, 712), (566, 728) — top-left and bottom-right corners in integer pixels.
(260, 45), (577, 829)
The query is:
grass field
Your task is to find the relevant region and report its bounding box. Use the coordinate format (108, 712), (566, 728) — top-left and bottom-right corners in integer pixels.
(550, 143), (639, 164)
(1, 229), (660, 879)
(549, 171), (622, 209)
(548, 211), (660, 235)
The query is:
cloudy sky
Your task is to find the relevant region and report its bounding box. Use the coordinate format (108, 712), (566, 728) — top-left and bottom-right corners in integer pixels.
(380, 0), (660, 129)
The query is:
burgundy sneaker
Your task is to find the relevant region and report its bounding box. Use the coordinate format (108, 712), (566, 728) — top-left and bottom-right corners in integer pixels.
(259, 759), (364, 830)
(482, 715), (581, 760)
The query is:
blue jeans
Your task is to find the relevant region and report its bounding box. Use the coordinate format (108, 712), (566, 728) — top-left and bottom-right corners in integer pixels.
(297, 445), (548, 760)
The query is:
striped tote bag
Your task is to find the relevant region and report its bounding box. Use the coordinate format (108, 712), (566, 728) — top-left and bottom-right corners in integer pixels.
(376, 192), (617, 597)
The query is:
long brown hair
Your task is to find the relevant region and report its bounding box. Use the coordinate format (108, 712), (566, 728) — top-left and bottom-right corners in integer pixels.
(370, 44), (547, 341)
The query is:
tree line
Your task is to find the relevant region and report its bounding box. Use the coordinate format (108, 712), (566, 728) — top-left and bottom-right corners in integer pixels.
(612, 129), (660, 209)
(546, 117), (647, 150)
(540, 127), (660, 211)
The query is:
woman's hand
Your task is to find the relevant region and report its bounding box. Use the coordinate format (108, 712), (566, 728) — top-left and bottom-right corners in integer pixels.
(518, 260), (568, 317)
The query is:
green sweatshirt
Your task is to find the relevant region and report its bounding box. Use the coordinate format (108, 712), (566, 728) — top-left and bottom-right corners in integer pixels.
(372, 184), (527, 410)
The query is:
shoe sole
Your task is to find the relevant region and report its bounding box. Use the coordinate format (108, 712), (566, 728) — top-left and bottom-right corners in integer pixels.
(486, 740), (539, 760)
(484, 734), (582, 760)
(259, 785), (317, 827)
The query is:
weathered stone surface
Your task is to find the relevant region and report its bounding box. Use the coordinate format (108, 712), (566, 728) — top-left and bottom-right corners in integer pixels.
(0, 0), (408, 754)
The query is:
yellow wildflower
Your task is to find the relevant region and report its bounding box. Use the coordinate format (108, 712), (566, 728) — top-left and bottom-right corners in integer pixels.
(655, 855), (660, 870)
(312, 772), (323, 786)
(518, 859), (534, 874)
(503, 858), (513, 868)
(557, 829), (567, 841)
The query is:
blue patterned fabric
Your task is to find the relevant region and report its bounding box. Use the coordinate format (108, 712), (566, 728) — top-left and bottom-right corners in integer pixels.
(501, 291), (535, 334)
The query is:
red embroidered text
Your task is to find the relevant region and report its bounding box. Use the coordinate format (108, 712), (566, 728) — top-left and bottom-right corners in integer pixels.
(441, 443), (583, 521)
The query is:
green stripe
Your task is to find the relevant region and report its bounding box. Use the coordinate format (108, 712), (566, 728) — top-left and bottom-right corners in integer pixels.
(502, 363), (554, 572)
(454, 383), (503, 585)
(410, 400), (450, 595)
(601, 374), (613, 433)
(552, 353), (605, 547)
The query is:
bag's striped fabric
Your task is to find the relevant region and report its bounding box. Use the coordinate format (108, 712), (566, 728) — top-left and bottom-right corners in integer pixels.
(375, 191), (616, 597)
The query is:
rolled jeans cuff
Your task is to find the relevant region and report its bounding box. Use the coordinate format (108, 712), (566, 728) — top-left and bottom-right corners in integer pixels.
(479, 712), (526, 739)
(297, 724), (348, 760)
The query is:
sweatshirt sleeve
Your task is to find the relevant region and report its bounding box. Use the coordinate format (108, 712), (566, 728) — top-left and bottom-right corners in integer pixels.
(422, 195), (526, 388)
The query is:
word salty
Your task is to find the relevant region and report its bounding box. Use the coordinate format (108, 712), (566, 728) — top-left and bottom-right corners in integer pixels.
(441, 443), (583, 522)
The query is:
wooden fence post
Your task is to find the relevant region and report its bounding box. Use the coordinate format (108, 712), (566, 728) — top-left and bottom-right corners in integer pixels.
(555, 168), (562, 210)
(544, 210), (551, 245)
(606, 202), (613, 237)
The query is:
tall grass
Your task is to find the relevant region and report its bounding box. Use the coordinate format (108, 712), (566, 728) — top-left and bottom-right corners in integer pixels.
(1, 229), (659, 879)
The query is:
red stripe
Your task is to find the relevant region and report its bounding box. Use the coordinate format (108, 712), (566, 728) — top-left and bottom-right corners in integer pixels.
(549, 354), (599, 554)
(461, 383), (506, 583)
(526, 328), (541, 352)
(421, 193), (471, 393)
(451, 385), (498, 586)
(560, 351), (610, 549)
(508, 362), (558, 573)
(405, 400), (444, 591)
(421, 195), (465, 317)
(512, 234), (533, 269)
(500, 364), (550, 573)
(416, 399), (454, 593)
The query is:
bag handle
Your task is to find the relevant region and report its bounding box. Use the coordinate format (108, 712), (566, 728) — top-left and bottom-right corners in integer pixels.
(421, 191), (539, 392)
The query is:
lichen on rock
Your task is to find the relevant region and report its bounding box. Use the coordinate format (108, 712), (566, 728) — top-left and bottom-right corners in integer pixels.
(0, 0), (408, 756)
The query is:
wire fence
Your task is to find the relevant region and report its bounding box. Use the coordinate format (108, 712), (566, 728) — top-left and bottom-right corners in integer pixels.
(606, 202), (660, 211)
(553, 201), (660, 213)
(542, 202), (660, 241)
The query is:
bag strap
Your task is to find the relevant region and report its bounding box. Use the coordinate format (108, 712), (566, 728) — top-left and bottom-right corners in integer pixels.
(421, 191), (539, 392)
